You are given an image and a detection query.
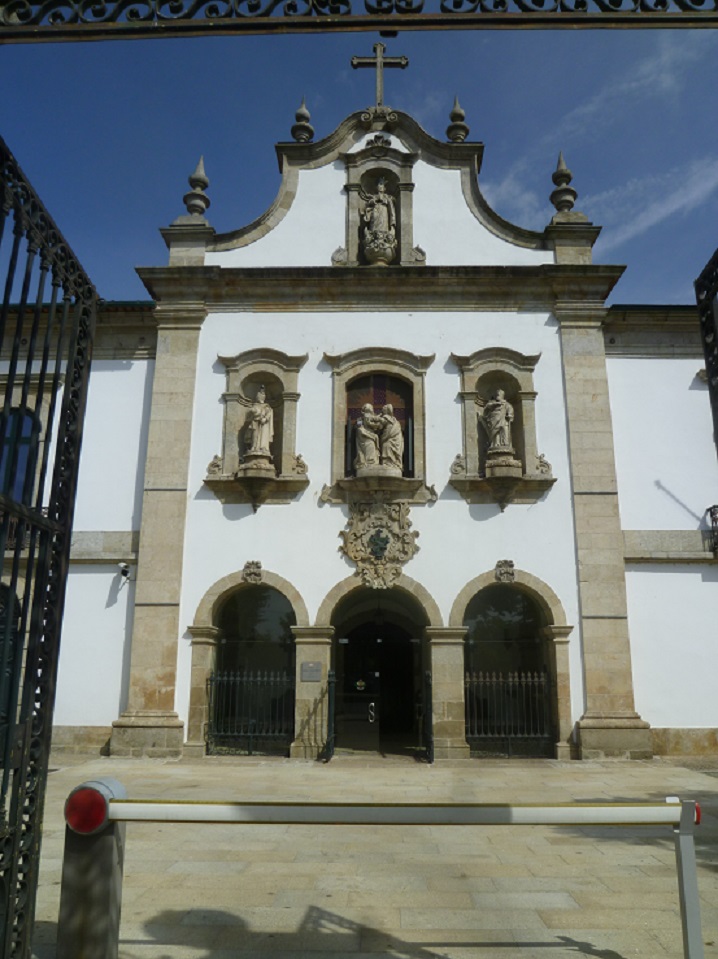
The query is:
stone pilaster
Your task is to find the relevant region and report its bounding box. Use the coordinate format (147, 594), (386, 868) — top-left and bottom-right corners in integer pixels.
(110, 312), (204, 758)
(541, 625), (574, 760)
(426, 628), (470, 760)
(290, 627), (334, 759)
(557, 308), (651, 759)
(184, 626), (220, 757)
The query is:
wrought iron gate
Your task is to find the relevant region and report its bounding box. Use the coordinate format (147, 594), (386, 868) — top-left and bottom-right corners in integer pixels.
(0, 135), (97, 958)
(464, 670), (554, 757)
(207, 670), (295, 755)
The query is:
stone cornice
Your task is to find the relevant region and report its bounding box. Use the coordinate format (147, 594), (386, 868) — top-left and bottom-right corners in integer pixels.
(136, 264), (624, 313)
(605, 304), (702, 357)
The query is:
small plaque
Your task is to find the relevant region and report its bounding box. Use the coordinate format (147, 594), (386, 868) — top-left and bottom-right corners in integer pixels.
(300, 662), (322, 683)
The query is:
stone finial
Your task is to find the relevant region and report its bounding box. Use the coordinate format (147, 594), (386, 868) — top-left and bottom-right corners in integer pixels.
(291, 97), (314, 143)
(182, 156), (210, 217)
(550, 152), (578, 214)
(446, 96), (470, 143)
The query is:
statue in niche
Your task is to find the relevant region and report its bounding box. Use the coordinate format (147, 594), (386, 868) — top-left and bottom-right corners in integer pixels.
(354, 403), (404, 475)
(479, 389), (514, 452)
(360, 178), (398, 266)
(379, 404), (404, 471)
(240, 385), (275, 472)
(354, 403), (382, 470)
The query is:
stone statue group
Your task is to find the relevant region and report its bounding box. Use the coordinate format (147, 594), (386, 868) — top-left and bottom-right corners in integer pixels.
(354, 403), (404, 473)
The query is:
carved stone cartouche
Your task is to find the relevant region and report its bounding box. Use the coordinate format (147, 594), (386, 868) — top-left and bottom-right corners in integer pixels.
(340, 497), (419, 589)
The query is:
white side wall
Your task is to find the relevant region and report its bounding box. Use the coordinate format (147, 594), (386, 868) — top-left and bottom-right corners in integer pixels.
(175, 308), (583, 727)
(55, 566), (134, 726)
(626, 564), (718, 728)
(607, 357), (717, 530)
(73, 359), (153, 531)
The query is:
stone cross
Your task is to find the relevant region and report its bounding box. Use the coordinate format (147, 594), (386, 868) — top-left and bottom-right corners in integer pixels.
(351, 42), (409, 108)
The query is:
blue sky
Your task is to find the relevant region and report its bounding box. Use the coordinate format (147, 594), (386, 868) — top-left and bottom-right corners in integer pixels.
(2, 28), (718, 304)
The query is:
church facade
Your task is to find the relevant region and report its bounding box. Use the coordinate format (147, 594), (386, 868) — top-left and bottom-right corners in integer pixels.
(50, 60), (718, 761)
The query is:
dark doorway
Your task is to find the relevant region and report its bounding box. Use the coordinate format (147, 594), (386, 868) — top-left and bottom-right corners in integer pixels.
(332, 588), (425, 756)
(463, 584), (555, 757)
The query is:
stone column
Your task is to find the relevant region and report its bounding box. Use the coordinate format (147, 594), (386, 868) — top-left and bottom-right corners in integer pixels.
(184, 626), (220, 758)
(426, 627), (470, 760)
(542, 624), (574, 761)
(110, 312), (204, 758)
(557, 308), (651, 758)
(290, 627), (334, 759)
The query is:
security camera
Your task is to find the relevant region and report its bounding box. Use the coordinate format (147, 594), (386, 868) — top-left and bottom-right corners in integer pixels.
(118, 563), (130, 578)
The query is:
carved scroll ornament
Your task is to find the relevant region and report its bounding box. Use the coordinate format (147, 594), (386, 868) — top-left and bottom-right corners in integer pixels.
(340, 498), (419, 589)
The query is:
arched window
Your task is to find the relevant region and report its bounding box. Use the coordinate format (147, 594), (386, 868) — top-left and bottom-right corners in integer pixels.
(463, 584), (554, 755)
(0, 409), (39, 506)
(209, 585), (297, 755)
(345, 373), (414, 476)
(216, 585), (296, 673)
(463, 584), (545, 674)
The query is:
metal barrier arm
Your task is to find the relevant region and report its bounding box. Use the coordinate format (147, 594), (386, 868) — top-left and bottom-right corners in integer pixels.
(60, 781), (704, 959)
(102, 798), (696, 827)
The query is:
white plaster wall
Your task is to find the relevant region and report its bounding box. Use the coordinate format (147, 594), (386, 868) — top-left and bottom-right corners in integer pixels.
(55, 565), (134, 726)
(607, 357), (717, 530)
(205, 154), (551, 270)
(73, 359), (153, 531)
(626, 564), (718, 727)
(175, 309), (584, 727)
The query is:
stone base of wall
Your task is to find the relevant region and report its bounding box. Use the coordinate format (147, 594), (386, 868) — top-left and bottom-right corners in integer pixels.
(51, 725), (112, 755)
(110, 710), (185, 758)
(577, 717), (653, 759)
(652, 728), (718, 756)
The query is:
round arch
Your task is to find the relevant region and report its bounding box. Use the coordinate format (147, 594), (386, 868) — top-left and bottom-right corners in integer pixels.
(449, 568), (568, 629)
(315, 573), (444, 629)
(192, 567), (310, 630)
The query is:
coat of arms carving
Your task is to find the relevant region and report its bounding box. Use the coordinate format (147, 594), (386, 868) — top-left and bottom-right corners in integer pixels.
(340, 498), (419, 589)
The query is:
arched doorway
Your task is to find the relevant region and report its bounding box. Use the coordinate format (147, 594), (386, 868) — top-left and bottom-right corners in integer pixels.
(331, 587), (427, 756)
(208, 584), (297, 755)
(463, 584), (555, 757)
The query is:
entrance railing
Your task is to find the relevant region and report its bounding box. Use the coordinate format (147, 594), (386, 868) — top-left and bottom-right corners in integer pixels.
(465, 670), (553, 756)
(207, 670), (295, 756)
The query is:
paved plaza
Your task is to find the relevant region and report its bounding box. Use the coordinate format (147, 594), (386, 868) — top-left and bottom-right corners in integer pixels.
(32, 753), (718, 959)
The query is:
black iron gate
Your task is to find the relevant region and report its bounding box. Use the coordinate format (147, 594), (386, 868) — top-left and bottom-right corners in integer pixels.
(464, 670), (554, 757)
(0, 135), (97, 958)
(207, 670), (295, 755)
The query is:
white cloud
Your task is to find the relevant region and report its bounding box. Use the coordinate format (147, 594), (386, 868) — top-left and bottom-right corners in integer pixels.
(481, 33), (718, 231)
(591, 157), (718, 254)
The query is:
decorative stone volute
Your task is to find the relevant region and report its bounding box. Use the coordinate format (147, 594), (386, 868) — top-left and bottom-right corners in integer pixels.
(446, 96), (469, 143)
(183, 156), (211, 217)
(291, 98), (314, 143)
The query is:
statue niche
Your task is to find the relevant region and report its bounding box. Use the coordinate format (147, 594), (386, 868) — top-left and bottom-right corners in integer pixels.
(240, 384), (276, 474)
(476, 379), (523, 481)
(354, 402), (404, 476)
(204, 349), (309, 508)
(359, 172), (399, 266)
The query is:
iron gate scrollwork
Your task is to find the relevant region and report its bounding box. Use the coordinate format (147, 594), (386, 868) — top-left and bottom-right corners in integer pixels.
(695, 246), (718, 458)
(0, 134), (98, 958)
(1, 0), (718, 42)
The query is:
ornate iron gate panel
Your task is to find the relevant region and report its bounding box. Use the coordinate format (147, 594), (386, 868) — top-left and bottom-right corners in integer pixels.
(0, 134), (97, 958)
(207, 670), (295, 755)
(1, 0), (718, 42)
(464, 670), (553, 757)
(695, 247), (718, 457)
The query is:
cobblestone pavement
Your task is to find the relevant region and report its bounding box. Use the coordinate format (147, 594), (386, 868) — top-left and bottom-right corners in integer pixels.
(32, 753), (718, 959)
